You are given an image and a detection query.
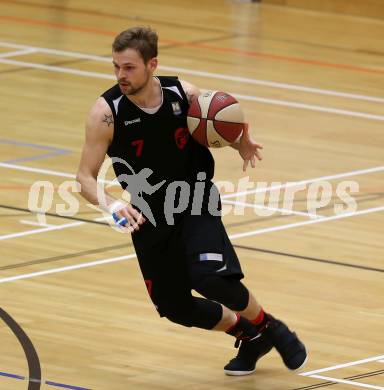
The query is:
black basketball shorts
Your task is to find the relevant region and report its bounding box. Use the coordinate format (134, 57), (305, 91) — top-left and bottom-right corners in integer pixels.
(131, 213), (244, 316)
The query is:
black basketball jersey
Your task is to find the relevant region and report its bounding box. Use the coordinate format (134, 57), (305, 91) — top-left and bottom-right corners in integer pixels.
(101, 76), (216, 224)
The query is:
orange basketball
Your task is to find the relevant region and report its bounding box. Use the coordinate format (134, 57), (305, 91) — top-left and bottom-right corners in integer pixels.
(187, 91), (244, 148)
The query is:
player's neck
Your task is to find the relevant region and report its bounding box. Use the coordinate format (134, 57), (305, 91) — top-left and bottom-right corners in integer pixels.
(127, 77), (162, 108)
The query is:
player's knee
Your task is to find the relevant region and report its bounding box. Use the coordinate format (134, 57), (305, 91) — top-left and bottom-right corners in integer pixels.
(194, 276), (249, 312)
(162, 306), (194, 328)
(161, 298), (222, 330)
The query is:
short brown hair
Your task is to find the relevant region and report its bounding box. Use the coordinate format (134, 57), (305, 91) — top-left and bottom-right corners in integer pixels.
(112, 26), (158, 63)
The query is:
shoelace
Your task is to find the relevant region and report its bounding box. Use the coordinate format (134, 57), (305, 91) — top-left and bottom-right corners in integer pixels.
(234, 332), (263, 348)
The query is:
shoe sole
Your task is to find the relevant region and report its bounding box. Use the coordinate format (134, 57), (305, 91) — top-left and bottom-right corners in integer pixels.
(224, 368), (256, 376)
(223, 340), (273, 376)
(224, 354), (307, 376)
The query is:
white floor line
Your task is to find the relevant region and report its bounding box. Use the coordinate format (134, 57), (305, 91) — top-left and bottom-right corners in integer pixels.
(1, 208), (382, 283)
(1, 162), (383, 197)
(0, 48), (37, 58)
(0, 58), (383, 121)
(0, 162), (112, 184)
(2, 204), (382, 242)
(0, 41), (113, 62)
(0, 254), (137, 284)
(221, 199), (323, 219)
(159, 65), (384, 103)
(19, 220), (55, 228)
(228, 206), (384, 240)
(0, 206), (382, 282)
(0, 41), (383, 103)
(0, 220), (85, 241)
(0, 214), (112, 241)
(231, 92), (384, 122)
(0, 161), (77, 178)
(0, 58), (115, 80)
(0, 163), (383, 240)
(307, 375), (384, 390)
(222, 166), (384, 199)
(300, 355), (384, 376)
(0, 206), (384, 282)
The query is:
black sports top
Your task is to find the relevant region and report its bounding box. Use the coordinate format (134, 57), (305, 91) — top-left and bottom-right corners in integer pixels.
(101, 76), (217, 225)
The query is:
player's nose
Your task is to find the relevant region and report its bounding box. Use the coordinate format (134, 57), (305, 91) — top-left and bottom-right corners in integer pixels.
(117, 68), (127, 80)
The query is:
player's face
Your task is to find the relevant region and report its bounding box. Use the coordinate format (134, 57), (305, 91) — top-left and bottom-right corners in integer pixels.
(112, 48), (157, 95)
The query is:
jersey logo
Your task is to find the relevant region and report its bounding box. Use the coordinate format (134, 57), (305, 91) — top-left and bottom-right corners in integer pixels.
(171, 101), (182, 115)
(124, 118), (141, 126)
(175, 127), (189, 150)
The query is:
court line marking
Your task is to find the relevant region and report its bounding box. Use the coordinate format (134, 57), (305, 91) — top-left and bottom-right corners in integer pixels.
(158, 66), (384, 104)
(0, 138), (70, 164)
(1, 204), (382, 242)
(1, 163), (383, 195)
(221, 199), (324, 219)
(0, 307), (42, 390)
(0, 370), (91, 390)
(222, 165), (384, 199)
(0, 57), (116, 80)
(307, 375), (384, 390)
(0, 41), (383, 103)
(0, 371), (24, 380)
(0, 58), (382, 122)
(0, 254), (137, 283)
(228, 206), (384, 240)
(0, 220), (85, 241)
(0, 205), (383, 282)
(0, 162), (108, 183)
(0, 41), (114, 62)
(0, 215), (112, 241)
(5, 151), (70, 164)
(0, 15), (384, 76)
(0, 163), (383, 240)
(300, 355), (384, 390)
(0, 161), (76, 178)
(0, 57), (382, 122)
(300, 355), (384, 376)
(19, 220), (55, 228)
(2, 56), (383, 122)
(0, 138), (68, 151)
(231, 93), (384, 122)
(0, 48), (37, 58)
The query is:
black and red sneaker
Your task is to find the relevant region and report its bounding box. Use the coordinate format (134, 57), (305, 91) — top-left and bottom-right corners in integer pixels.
(265, 318), (307, 371)
(224, 332), (273, 376)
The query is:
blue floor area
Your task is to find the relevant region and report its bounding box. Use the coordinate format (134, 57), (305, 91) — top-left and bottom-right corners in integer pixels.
(0, 138), (71, 163)
(0, 371), (91, 390)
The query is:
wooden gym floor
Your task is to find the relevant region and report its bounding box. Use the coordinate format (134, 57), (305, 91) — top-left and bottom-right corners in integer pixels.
(0, 0), (383, 389)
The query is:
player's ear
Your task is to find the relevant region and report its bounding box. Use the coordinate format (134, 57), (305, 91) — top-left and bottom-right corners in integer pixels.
(148, 57), (158, 72)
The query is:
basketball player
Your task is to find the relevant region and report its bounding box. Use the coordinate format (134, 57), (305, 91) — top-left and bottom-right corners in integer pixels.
(76, 26), (307, 376)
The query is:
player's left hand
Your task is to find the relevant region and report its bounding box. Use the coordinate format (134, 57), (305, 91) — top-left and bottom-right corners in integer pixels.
(237, 124), (263, 172)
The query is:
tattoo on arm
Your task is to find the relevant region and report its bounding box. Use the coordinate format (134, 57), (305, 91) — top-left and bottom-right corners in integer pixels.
(102, 114), (114, 127)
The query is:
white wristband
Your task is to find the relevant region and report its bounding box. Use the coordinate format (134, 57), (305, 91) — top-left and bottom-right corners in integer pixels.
(108, 200), (126, 214)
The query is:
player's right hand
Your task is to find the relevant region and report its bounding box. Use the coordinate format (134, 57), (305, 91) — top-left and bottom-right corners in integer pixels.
(109, 201), (146, 233)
